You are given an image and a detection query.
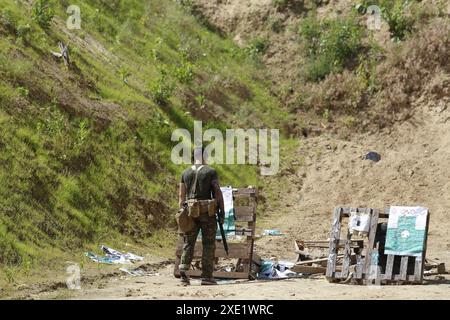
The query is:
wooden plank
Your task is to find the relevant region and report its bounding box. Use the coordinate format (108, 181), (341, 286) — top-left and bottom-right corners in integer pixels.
(341, 207), (389, 218)
(234, 206), (255, 222)
(235, 228), (253, 236)
(364, 208), (378, 275)
(176, 242), (250, 259)
(326, 207), (343, 278)
(414, 256), (423, 282)
(384, 255), (395, 280)
(234, 206), (255, 215)
(341, 223), (353, 278)
(291, 265), (326, 274)
(297, 255), (345, 266)
(415, 212), (430, 283)
(234, 214), (254, 222)
(303, 240), (363, 249)
(356, 253), (364, 279)
(233, 188), (257, 195)
(399, 256), (409, 280)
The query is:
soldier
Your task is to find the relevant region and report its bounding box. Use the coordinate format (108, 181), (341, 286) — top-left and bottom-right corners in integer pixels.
(178, 147), (225, 286)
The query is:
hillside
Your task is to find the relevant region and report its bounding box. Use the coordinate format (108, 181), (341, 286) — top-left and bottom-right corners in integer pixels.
(0, 0), (290, 289)
(189, 0), (449, 134)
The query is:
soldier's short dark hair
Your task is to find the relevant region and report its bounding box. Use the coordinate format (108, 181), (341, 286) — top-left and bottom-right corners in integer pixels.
(192, 146), (207, 163)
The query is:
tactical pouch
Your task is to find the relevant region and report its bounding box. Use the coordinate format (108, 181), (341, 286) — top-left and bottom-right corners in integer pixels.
(187, 199), (201, 218)
(206, 200), (217, 217)
(176, 205), (195, 233)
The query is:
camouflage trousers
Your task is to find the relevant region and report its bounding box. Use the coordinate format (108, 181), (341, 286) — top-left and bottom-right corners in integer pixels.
(180, 212), (217, 279)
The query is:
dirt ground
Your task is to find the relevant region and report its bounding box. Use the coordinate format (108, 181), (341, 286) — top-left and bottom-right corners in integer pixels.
(31, 259), (450, 300)
(21, 99), (450, 300)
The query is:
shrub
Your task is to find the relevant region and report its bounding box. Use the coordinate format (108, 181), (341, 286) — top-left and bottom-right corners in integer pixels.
(299, 13), (364, 81)
(16, 24), (31, 43)
(356, 0), (416, 41)
(173, 61), (195, 84)
(32, 0), (54, 30)
(149, 69), (175, 105)
(382, 1), (415, 41)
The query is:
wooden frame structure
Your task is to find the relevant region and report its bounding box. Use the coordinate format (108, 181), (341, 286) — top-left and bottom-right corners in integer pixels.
(174, 188), (259, 279)
(326, 207), (430, 285)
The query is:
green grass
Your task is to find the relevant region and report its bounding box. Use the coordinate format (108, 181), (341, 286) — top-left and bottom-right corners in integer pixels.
(0, 0), (291, 283)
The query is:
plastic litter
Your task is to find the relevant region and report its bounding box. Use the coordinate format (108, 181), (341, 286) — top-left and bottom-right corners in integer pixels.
(262, 229), (284, 236)
(257, 259), (300, 279)
(85, 245), (144, 265)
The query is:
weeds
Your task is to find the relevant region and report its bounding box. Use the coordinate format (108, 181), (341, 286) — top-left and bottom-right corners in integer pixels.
(32, 0), (54, 30)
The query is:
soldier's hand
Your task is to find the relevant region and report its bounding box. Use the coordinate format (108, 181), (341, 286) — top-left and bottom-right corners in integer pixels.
(219, 216), (225, 225)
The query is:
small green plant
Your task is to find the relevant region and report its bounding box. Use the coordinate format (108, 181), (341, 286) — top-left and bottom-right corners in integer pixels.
(36, 106), (66, 137)
(118, 66), (131, 84)
(322, 108), (331, 122)
(149, 68), (175, 105)
(17, 86), (29, 97)
(343, 115), (357, 127)
(173, 61), (194, 84)
(75, 119), (91, 149)
(244, 37), (270, 59)
(356, 0), (416, 41)
(269, 17), (285, 33)
(32, 0), (54, 30)
(16, 24), (31, 43)
(381, 0), (415, 42)
(3, 267), (16, 284)
(195, 94), (206, 107)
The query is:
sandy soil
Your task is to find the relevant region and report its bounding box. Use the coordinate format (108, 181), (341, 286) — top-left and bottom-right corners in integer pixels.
(33, 261), (449, 300)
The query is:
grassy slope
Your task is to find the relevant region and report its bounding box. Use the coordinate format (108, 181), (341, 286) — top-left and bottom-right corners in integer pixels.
(0, 0), (290, 288)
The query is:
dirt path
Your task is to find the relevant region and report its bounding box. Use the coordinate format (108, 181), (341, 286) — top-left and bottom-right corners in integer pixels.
(30, 258), (448, 300)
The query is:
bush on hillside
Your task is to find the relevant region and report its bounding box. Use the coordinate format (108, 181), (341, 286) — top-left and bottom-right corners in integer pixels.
(299, 13), (364, 81)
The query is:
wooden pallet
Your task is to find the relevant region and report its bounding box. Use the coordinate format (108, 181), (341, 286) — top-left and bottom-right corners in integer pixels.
(174, 188), (259, 279)
(326, 207), (430, 285)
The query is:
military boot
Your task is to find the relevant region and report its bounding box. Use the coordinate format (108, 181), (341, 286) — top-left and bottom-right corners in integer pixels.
(201, 278), (217, 285)
(179, 266), (191, 286)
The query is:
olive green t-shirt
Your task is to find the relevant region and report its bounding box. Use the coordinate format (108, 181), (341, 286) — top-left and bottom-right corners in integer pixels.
(181, 165), (218, 200)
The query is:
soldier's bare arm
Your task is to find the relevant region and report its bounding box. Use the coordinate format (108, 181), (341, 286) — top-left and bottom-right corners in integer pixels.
(179, 183), (186, 208)
(212, 180), (225, 223)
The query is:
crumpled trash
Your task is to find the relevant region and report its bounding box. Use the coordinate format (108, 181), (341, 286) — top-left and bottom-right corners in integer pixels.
(85, 245), (144, 265)
(119, 268), (159, 277)
(258, 260), (277, 279)
(278, 260), (295, 272)
(364, 151), (381, 162)
(101, 245), (144, 263)
(257, 259), (299, 279)
(262, 229), (284, 236)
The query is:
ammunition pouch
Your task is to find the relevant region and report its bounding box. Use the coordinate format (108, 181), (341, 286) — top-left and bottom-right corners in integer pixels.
(176, 205), (195, 233)
(187, 199), (217, 218)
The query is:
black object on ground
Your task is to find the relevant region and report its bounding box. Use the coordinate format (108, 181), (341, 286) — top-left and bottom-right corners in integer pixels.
(364, 151), (381, 162)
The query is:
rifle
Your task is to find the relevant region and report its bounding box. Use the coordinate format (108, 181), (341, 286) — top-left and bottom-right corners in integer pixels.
(216, 209), (229, 256)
